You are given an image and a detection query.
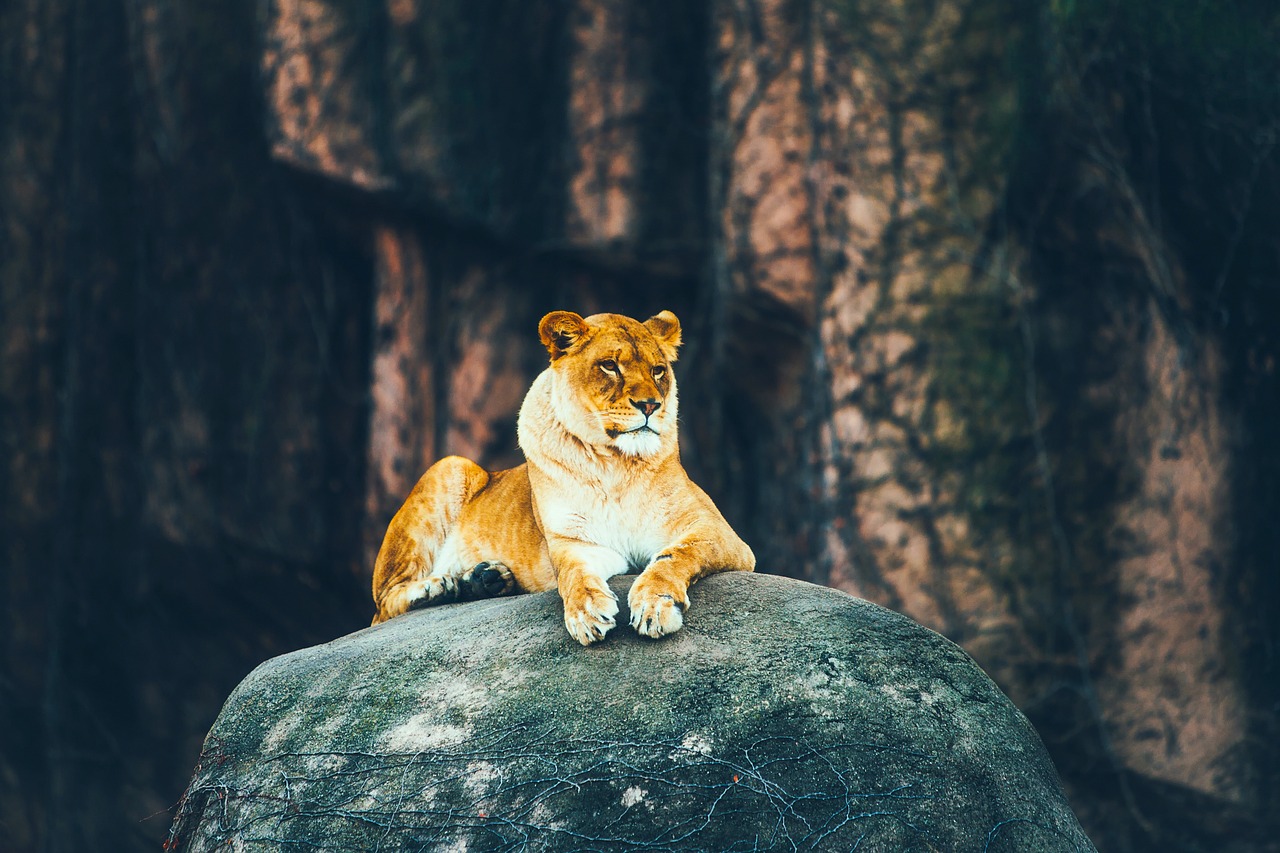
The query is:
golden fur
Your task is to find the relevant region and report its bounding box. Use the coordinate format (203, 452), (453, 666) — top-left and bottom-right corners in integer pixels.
(371, 310), (755, 644)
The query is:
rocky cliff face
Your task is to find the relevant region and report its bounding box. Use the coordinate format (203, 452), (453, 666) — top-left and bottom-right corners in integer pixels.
(258, 3), (1278, 842)
(168, 574), (1094, 851)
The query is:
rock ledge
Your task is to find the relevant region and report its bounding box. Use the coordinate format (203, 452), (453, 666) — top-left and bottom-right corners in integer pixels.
(169, 573), (1095, 851)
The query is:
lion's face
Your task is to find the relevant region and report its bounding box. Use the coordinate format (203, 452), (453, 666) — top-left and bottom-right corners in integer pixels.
(538, 310), (682, 458)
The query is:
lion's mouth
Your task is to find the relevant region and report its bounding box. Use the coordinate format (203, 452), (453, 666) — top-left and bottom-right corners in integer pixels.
(607, 425), (658, 438)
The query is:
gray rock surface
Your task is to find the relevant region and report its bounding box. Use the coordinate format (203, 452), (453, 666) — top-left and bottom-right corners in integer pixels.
(168, 573), (1096, 851)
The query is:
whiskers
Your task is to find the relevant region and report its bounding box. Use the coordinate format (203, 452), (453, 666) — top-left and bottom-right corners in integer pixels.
(593, 408), (663, 438)
(589, 408), (666, 457)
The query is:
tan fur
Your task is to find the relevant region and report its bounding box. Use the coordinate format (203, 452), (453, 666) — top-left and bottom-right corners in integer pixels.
(371, 310), (755, 644)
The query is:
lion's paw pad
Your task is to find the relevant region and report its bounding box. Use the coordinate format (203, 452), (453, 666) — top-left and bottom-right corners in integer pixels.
(628, 590), (686, 638)
(463, 562), (515, 599)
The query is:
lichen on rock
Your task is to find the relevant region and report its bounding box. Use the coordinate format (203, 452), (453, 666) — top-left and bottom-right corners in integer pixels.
(168, 573), (1095, 851)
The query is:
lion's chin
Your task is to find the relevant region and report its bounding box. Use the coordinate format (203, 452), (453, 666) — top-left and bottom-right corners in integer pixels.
(612, 428), (663, 458)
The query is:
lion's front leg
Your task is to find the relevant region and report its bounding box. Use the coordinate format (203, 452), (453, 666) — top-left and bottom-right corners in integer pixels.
(629, 534), (755, 639)
(549, 540), (628, 646)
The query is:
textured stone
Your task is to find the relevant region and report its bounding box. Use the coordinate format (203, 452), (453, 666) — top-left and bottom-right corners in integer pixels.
(169, 573), (1094, 851)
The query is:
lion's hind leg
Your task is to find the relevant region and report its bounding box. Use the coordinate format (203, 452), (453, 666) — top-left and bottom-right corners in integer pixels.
(409, 560), (516, 608)
(371, 456), (490, 624)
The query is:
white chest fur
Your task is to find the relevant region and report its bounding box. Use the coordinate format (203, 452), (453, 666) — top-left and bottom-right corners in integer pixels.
(538, 486), (670, 573)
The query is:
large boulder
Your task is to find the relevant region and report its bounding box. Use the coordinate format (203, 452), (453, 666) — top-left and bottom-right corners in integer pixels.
(168, 573), (1095, 851)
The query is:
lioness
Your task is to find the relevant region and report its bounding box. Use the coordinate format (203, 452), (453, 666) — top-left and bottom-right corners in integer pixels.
(371, 309), (755, 645)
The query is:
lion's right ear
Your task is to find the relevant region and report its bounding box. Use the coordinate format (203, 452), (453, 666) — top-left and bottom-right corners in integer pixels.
(539, 311), (589, 360)
(644, 310), (682, 363)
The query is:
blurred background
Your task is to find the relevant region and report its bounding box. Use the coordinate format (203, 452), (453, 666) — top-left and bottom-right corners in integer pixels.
(2, 0), (1278, 850)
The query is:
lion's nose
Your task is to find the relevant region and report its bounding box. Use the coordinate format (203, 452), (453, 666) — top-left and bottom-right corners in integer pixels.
(631, 398), (661, 417)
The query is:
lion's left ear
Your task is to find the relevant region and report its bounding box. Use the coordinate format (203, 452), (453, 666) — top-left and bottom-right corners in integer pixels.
(539, 311), (589, 360)
(644, 310), (682, 363)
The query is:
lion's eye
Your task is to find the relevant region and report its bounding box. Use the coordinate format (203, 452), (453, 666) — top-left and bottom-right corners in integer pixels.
(652, 365), (666, 379)
(599, 359), (619, 375)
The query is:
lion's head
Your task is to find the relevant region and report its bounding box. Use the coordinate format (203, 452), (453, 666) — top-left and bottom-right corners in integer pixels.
(535, 310), (682, 458)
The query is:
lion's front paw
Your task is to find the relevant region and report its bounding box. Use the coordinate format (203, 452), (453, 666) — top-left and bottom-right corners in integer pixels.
(563, 584), (619, 646)
(628, 581), (688, 639)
